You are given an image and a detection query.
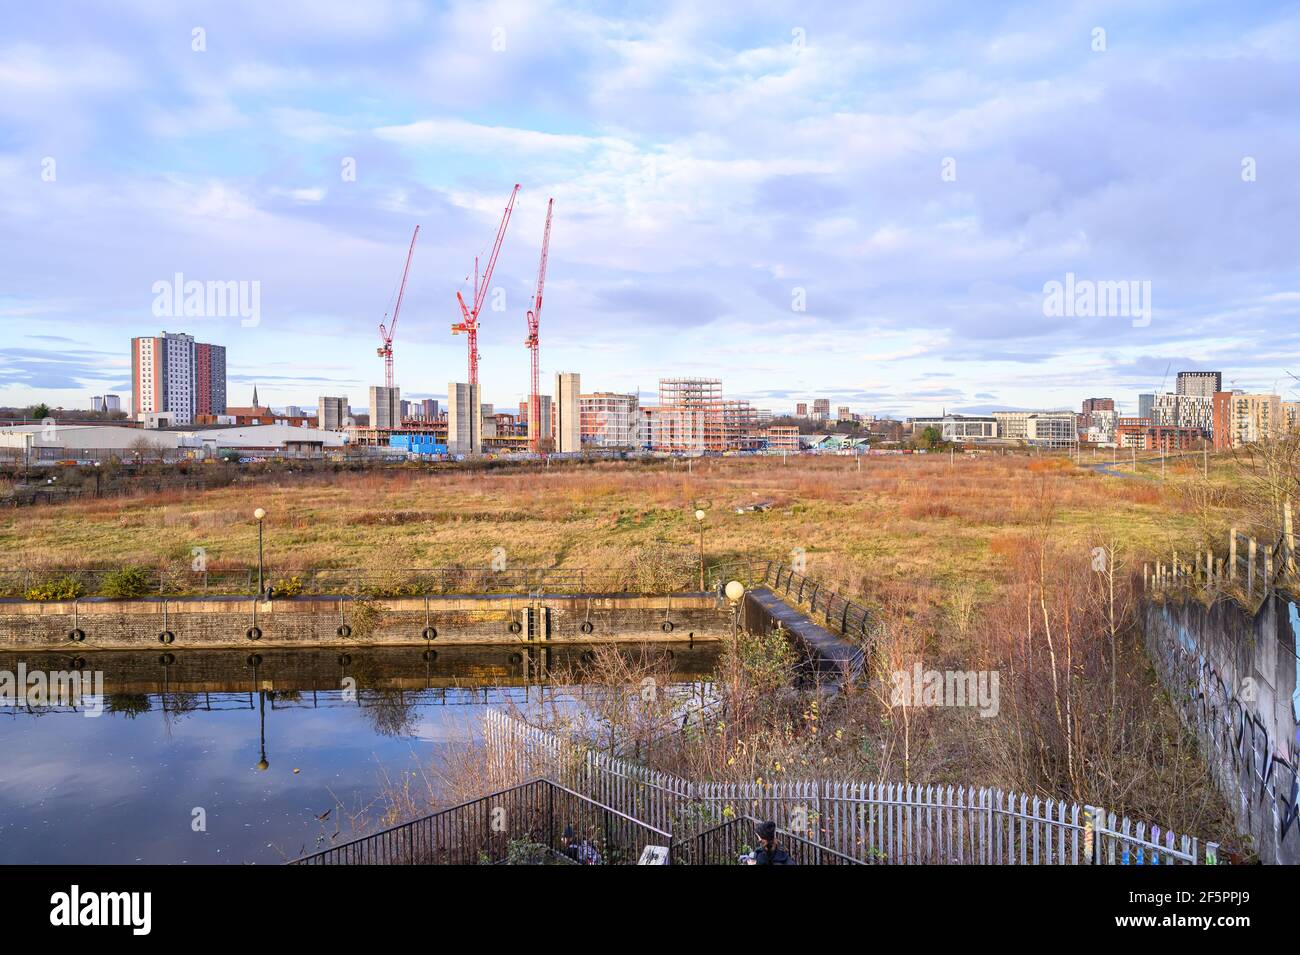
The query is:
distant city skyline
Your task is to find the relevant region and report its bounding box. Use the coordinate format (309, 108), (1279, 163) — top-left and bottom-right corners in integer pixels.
(2, 3), (1299, 415)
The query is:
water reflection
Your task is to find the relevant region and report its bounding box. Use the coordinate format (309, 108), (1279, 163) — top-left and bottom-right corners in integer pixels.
(0, 643), (718, 864)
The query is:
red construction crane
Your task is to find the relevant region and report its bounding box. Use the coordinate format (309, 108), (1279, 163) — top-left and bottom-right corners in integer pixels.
(377, 225), (420, 390)
(525, 198), (553, 453)
(453, 184), (520, 385)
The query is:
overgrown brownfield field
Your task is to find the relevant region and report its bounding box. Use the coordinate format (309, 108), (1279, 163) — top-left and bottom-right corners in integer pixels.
(0, 452), (1247, 601)
(23, 451), (1253, 852)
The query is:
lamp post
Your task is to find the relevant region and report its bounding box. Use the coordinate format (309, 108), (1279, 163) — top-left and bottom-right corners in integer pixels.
(695, 509), (706, 591)
(725, 580), (745, 638)
(251, 654), (269, 771)
(254, 507), (267, 598)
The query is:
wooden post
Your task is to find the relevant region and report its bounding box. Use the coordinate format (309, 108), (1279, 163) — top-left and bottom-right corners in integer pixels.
(1265, 550), (1273, 592)
(1229, 529), (1237, 581)
(1248, 537), (1257, 596)
(1143, 563), (1149, 590)
(1285, 499), (1296, 576)
(1206, 547), (1213, 585)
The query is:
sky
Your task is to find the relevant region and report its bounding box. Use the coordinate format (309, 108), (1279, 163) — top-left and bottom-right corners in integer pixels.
(2, 0), (1299, 418)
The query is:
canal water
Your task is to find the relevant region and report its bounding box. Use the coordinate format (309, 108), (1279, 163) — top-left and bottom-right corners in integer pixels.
(0, 643), (718, 864)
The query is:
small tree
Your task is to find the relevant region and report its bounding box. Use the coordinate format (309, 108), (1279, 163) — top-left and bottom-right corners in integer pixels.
(101, 566), (152, 598)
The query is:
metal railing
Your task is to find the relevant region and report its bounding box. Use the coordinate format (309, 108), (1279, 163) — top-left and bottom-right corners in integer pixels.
(289, 777), (672, 865)
(684, 815), (862, 865)
(1, 563), (700, 599)
(485, 710), (1219, 865)
(708, 558), (874, 641)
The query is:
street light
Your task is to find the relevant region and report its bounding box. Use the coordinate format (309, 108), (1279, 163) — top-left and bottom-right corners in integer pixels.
(254, 507), (267, 598)
(694, 509), (707, 590)
(251, 654), (269, 771)
(725, 580), (745, 638)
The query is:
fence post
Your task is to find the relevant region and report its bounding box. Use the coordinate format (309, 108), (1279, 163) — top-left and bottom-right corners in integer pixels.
(1083, 806), (1098, 864)
(984, 789), (994, 864)
(1248, 538), (1257, 596)
(1206, 547), (1213, 586)
(1285, 499), (1296, 576)
(1229, 529), (1237, 581)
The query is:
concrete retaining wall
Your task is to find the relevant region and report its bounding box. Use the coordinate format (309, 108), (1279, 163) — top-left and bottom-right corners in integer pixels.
(0, 593), (730, 650)
(1143, 592), (1300, 864)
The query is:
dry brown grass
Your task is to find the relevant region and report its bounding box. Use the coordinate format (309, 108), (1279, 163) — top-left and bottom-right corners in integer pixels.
(1, 455), (1238, 603)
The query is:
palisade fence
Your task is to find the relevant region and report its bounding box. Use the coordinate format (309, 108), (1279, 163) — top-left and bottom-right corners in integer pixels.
(706, 558), (875, 643)
(1146, 499), (1297, 602)
(290, 777), (671, 865)
(484, 709), (1218, 865)
(1, 563), (696, 599)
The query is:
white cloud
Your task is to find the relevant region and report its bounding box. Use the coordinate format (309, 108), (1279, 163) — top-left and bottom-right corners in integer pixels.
(375, 118), (617, 153)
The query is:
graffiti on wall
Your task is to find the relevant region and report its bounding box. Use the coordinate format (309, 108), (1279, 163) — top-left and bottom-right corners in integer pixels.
(1148, 597), (1300, 863)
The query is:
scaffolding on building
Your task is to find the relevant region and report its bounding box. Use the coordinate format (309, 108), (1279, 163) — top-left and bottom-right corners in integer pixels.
(656, 378), (760, 452)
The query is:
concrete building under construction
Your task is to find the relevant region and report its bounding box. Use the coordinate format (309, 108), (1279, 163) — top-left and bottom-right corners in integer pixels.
(653, 377), (762, 453)
(579, 392), (640, 448)
(447, 382), (482, 454)
(520, 395), (553, 452)
(554, 372), (581, 453)
(369, 386), (401, 431)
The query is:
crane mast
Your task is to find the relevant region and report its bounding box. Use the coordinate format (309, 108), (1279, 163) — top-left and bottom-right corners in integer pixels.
(453, 184), (520, 385)
(526, 198), (553, 453)
(377, 225), (420, 391)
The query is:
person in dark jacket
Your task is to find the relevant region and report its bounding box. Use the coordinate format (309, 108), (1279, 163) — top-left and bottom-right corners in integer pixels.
(560, 824), (602, 865)
(741, 820), (794, 865)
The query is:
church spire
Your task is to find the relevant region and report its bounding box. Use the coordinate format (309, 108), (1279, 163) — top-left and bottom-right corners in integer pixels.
(252, 384), (260, 408)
